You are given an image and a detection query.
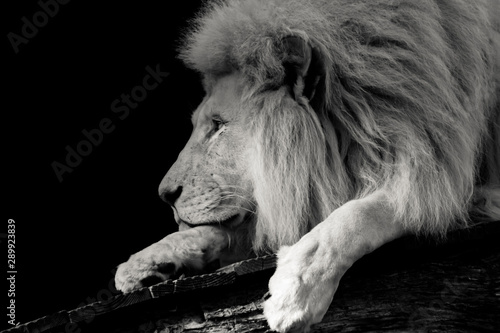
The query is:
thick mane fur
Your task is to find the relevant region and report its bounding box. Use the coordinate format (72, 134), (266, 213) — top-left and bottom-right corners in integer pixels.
(179, 0), (500, 253)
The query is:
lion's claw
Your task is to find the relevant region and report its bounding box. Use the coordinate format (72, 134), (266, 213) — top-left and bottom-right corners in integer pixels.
(114, 243), (183, 293)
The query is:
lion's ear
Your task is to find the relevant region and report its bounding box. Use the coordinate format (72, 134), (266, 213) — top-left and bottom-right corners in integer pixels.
(281, 36), (323, 102)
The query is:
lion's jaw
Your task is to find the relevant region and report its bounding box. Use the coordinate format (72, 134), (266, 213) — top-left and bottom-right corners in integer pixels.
(159, 73), (255, 230)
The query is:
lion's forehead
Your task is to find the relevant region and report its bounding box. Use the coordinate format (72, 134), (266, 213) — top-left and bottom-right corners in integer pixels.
(199, 73), (247, 119)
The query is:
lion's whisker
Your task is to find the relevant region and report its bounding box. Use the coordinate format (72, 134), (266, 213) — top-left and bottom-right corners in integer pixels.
(218, 192), (257, 206)
(217, 204), (257, 215)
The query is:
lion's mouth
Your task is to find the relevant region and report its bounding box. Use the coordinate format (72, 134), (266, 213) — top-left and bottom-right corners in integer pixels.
(178, 213), (244, 230)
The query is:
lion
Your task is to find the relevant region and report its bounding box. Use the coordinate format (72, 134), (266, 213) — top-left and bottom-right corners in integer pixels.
(115, 0), (500, 331)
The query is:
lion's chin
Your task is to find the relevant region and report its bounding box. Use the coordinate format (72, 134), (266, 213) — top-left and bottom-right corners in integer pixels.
(177, 213), (246, 230)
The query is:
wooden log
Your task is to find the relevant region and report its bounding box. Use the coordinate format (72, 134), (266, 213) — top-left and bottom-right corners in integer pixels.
(68, 287), (152, 325)
(4, 311), (69, 333)
(3, 222), (499, 333)
(138, 243), (500, 333)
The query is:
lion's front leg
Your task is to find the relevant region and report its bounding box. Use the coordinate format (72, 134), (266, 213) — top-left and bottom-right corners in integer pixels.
(264, 191), (405, 333)
(115, 225), (229, 293)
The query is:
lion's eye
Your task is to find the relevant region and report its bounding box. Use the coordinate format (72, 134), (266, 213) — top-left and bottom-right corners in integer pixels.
(212, 116), (226, 131)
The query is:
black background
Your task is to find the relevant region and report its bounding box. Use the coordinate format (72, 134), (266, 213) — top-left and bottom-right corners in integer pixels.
(4, 1), (204, 329)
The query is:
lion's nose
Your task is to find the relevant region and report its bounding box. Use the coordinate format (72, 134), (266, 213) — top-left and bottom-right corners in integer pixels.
(159, 185), (183, 206)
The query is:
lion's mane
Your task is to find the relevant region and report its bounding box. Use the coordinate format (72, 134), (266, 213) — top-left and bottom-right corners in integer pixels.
(179, 0), (500, 252)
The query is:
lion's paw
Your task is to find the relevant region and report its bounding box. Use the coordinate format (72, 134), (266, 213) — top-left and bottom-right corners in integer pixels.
(114, 243), (183, 293)
(263, 242), (336, 333)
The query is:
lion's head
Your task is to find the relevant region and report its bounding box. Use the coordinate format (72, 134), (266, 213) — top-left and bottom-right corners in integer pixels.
(159, 30), (351, 253)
